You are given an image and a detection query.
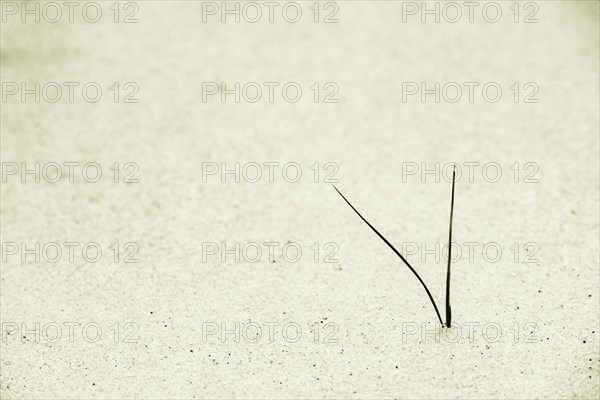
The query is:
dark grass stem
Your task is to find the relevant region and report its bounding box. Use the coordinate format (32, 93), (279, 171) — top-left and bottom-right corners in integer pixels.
(332, 185), (445, 327)
(445, 165), (456, 328)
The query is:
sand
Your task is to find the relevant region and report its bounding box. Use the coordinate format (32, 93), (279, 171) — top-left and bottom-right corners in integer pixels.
(1, 0), (599, 398)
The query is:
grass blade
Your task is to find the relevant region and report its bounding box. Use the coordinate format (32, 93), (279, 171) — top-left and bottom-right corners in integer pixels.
(332, 185), (444, 326)
(445, 165), (456, 328)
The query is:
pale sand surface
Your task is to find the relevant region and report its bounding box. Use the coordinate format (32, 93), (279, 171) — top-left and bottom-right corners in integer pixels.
(1, 1), (599, 398)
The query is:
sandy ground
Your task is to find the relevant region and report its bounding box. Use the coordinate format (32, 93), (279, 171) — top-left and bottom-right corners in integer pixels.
(1, 0), (599, 398)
